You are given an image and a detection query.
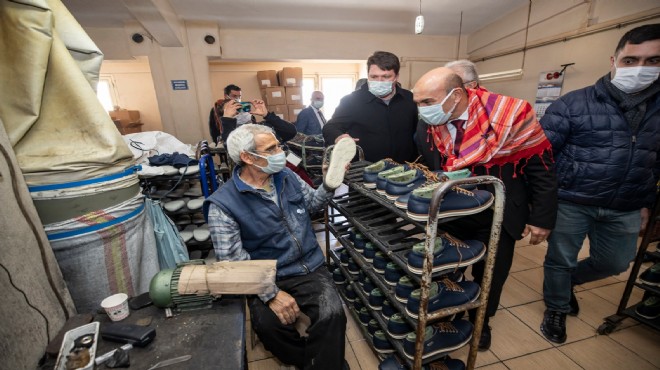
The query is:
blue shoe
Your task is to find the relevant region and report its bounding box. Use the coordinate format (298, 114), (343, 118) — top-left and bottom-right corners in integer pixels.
(379, 355), (465, 370)
(384, 262), (404, 285)
(368, 319), (380, 337)
(347, 227), (356, 242)
(363, 159), (398, 189)
(373, 251), (389, 273)
(405, 280), (480, 318)
(363, 242), (377, 262)
(376, 165), (409, 195)
(381, 299), (396, 320)
(395, 276), (417, 303)
(353, 300), (365, 312)
(339, 249), (350, 266)
(358, 307), (371, 326)
(407, 234), (486, 275)
(369, 288), (385, 310)
(373, 330), (395, 353)
(348, 259), (360, 275)
(333, 269), (346, 285)
(345, 284), (357, 302)
(384, 169), (426, 200)
(387, 313), (413, 339)
(403, 320), (473, 360)
(394, 169), (472, 209)
(353, 233), (367, 251)
(406, 185), (494, 222)
(362, 277), (376, 295)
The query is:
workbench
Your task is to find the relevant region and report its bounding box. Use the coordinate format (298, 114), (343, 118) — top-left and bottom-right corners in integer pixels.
(95, 296), (246, 369)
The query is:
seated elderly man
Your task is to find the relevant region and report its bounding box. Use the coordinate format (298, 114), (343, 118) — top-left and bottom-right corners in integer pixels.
(204, 124), (355, 370)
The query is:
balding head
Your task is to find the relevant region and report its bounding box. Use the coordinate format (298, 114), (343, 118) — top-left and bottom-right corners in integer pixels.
(413, 67), (469, 123)
(445, 60), (480, 89)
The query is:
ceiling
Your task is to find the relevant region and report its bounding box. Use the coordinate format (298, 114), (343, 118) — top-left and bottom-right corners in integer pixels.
(61, 0), (528, 36)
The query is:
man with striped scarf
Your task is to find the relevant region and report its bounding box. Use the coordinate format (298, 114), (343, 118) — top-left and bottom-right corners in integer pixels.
(413, 67), (558, 350)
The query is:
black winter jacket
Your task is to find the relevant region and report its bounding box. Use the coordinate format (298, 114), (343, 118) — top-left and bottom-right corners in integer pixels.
(322, 84), (418, 163)
(540, 79), (660, 211)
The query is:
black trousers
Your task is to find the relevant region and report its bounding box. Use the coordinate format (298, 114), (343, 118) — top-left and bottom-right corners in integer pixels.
(441, 209), (517, 321)
(249, 267), (347, 370)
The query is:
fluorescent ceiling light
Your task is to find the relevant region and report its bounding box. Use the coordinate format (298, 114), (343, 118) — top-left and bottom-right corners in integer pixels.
(478, 69), (524, 82)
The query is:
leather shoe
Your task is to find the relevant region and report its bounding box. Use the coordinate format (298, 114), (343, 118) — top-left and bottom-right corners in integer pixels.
(478, 325), (491, 351)
(541, 310), (567, 344)
(569, 290), (579, 316)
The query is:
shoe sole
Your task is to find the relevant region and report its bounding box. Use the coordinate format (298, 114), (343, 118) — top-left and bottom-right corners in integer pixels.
(394, 201), (408, 210)
(407, 244), (486, 275)
(363, 182), (377, 189)
(638, 278), (660, 287)
(406, 196), (495, 222)
(404, 333), (473, 360)
(386, 330), (410, 340)
(324, 138), (357, 189)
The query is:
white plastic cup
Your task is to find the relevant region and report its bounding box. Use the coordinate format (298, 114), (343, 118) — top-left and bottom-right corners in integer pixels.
(101, 293), (130, 321)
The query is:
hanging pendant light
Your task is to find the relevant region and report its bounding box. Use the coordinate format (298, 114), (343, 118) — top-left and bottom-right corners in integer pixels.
(415, 0), (424, 34)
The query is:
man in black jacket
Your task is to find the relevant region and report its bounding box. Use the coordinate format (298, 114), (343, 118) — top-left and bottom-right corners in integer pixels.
(323, 51), (418, 163)
(414, 65), (558, 351)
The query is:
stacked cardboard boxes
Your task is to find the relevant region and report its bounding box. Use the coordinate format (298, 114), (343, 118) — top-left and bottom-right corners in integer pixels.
(110, 109), (143, 135)
(257, 67), (304, 123)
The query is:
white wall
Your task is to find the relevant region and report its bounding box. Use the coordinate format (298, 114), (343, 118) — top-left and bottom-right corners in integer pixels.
(467, 0), (660, 102)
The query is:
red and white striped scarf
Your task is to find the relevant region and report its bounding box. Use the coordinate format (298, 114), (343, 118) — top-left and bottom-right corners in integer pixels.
(426, 88), (551, 173)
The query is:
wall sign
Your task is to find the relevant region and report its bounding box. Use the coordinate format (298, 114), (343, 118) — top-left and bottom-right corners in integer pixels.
(171, 80), (189, 90)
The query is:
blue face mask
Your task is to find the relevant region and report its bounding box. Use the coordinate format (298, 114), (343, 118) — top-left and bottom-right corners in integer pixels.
(250, 151), (287, 174)
(418, 88), (459, 126)
(368, 80), (394, 98)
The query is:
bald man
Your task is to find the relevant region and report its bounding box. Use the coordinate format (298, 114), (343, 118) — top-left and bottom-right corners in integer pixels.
(295, 91), (326, 136)
(413, 67), (557, 350)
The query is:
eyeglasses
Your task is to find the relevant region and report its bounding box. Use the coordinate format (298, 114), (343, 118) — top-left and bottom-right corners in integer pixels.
(252, 144), (285, 155)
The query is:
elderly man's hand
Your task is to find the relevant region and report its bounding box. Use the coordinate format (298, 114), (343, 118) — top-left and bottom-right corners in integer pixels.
(522, 224), (551, 245)
(268, 290), (300, 325)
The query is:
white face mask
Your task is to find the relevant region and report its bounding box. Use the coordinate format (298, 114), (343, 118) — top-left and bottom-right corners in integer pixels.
(236, 111), (252, 125)
(611, 66), (660, 94)
(311, 100), (324, 109)
(418, 88), (460, 126)
(368, 80), (394, 98)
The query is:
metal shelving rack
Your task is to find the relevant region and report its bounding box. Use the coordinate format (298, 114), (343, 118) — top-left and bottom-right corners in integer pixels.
(599, 193), (660, 334)
(325, 163), (504, 370)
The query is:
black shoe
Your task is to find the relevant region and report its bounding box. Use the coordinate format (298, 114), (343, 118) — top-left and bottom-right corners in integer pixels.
(478, 325), (491, 351)
(569, 290), (579, 316)
(541, 310), (567, 344)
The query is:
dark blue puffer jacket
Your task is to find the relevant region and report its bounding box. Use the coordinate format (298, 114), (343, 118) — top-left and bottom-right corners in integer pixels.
(540, 78), (660, 211)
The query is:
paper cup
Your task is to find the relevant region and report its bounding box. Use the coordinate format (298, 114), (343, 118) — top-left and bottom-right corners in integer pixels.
(101, 293), (130, 321)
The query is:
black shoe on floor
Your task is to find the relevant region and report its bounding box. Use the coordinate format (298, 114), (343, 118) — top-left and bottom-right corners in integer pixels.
(569, 290), (579, 316)
(478, 325), (491, 351)
(540, 310), (567, 344)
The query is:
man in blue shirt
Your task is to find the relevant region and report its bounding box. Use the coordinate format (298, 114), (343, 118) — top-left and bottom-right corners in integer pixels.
(295, 91), (326, 136)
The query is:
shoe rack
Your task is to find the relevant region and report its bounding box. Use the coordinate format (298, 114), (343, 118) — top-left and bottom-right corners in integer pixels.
(140, 143), (231, 258)
(324, 161), (505, 370)
(599, 192), (660, 335)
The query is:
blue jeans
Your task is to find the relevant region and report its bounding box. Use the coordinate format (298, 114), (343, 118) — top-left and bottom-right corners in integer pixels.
(543, 201), (640, 312)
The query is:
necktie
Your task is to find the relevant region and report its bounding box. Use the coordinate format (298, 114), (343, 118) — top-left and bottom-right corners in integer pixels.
(318, 110), (327, 125)
(451, 120), (465, 156)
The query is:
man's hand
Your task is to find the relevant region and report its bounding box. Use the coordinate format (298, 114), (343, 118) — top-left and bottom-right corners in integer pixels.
(223, 101), (240, 118)
(251, 99), (268, 117)
(522, 224), (551, 245)
(640, 208), (650, 234)
(268, 290), (300, 325)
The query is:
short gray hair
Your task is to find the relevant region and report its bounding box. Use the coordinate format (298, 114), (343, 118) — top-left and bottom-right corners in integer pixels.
(444, 59), (479, 85)
(226, 124), (275, 165)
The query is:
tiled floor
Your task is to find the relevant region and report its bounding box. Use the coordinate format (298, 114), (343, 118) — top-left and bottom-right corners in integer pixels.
(246, 230), (660, 369)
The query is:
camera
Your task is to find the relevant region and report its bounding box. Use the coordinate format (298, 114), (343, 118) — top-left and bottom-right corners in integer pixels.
(239, 102), (251, 113)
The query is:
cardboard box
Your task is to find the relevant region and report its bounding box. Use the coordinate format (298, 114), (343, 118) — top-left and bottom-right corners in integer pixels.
(110, 109), (140, 123)
(256, 70), (278, 88)
(113, 120), (144, 135)
(265, 87), (286, 105)
(288, 104), (305, 122)
(285, 87), (303, 105)
(259, 88), (268, 101)
(279, 67), (303, 87)
(268, 105), (289, 121)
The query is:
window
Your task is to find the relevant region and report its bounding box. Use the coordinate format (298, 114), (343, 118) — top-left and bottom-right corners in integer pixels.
(97, 76), (118, 112)
(302, 77), (316, 107)
(319, 76), (355, 119)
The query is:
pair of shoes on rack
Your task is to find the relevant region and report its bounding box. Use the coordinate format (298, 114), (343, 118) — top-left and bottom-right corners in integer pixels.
(378, 355), (465, 370)
(635, 295), (660, 319)
(405, 278), (480, 319)
(405, 184), (494, 222)
(403, 320), (473, 360)
(639, 263), (660, 286)
(406, 234), (486, 275)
